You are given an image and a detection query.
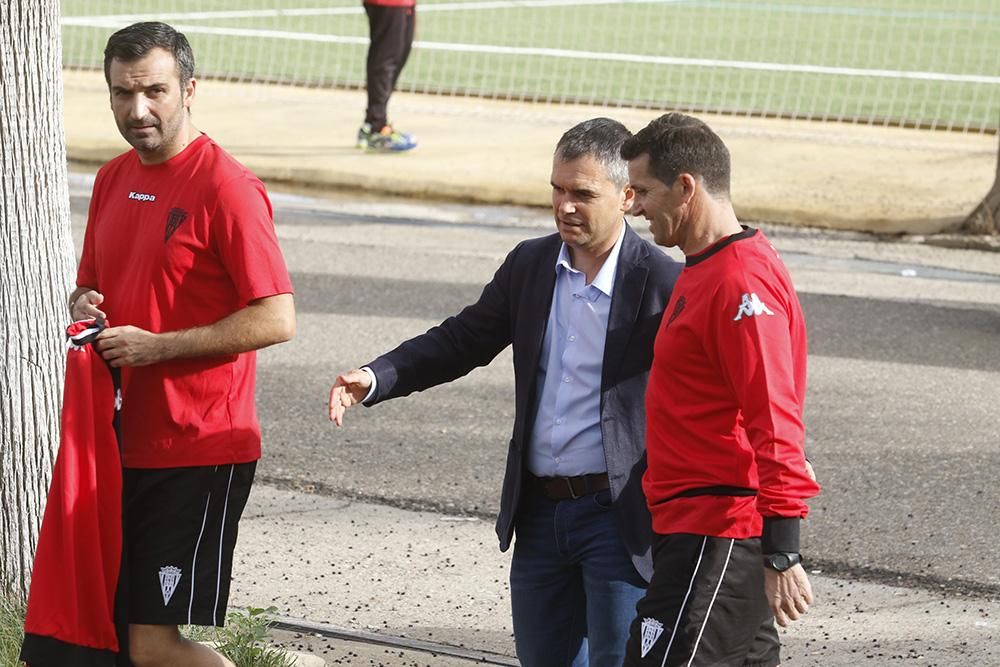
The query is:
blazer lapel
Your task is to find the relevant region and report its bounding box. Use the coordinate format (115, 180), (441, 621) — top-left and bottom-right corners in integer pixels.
(602, 225), (649, 393)
(523, 246), (558, 373)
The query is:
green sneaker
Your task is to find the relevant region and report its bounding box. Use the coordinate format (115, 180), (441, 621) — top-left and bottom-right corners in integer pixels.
(357, 123), (417, 152)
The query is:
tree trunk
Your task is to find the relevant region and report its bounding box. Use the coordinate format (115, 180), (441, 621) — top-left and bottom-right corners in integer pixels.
(961, 123), (1000, 235)
(0, 0), (76, 600)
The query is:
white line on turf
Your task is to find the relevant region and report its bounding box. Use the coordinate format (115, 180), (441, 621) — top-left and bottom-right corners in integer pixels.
(61, 0), (1000, 22)
(59, 17), (1000, 85)
(61, 0), (686, 23)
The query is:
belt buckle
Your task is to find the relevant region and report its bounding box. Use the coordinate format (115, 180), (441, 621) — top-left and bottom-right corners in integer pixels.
(563, 476), (581, 500)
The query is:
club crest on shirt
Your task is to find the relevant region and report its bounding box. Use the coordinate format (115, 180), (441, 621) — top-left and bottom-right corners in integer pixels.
(733, 292), (774, 321)
(165, 207), (188, 241)
(159, 565), (182, 605)
(640, 617), (665, 658)
(665, 296), (686, 328)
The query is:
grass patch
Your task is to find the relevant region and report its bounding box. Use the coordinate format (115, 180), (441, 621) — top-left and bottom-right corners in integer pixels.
(0, 596), (26, 667)
(60, 0), (1000, 131)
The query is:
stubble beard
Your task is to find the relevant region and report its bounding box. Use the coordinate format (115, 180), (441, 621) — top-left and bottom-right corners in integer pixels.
(120, 102), (186, 160)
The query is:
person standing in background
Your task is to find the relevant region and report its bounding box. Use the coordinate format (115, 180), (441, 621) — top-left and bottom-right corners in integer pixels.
(357, 0), (418, 152)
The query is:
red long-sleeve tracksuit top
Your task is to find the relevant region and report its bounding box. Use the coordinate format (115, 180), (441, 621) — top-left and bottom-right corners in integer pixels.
(644, 228), (820, 547)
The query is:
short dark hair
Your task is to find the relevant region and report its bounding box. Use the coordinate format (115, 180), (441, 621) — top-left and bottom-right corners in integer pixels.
(555, 117), (632, 188)
(103, 22), (195, 88)
(620, 113), (731, 197)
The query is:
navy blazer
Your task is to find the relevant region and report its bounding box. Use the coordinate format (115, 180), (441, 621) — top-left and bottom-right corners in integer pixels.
(366, 224), (680, 580)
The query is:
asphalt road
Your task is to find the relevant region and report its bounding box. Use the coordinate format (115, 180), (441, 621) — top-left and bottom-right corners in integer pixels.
(69, 179), (1000, 601)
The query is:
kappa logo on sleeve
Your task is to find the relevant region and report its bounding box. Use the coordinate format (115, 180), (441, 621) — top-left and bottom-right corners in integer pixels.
(733, 292), (774, 321)
(640, 617), (665, 658)
(165, 208), (189, 241)
(158, 565), (182, 605)
(127, 191), (156, 202)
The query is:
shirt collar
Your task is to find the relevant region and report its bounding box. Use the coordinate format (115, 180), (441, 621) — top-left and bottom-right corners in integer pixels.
(555, 219), (626, 298)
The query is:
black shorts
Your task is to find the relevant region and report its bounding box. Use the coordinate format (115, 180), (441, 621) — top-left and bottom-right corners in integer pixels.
(123, 462), (256, 627)
(623, 534), (780, 667)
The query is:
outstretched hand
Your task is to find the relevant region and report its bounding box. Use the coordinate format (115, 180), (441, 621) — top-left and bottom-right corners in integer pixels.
(329, 369), (372, 426)
(764, 563), (813, 627)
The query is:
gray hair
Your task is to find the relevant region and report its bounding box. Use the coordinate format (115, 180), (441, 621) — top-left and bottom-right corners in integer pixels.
(555, 117), (631, 188)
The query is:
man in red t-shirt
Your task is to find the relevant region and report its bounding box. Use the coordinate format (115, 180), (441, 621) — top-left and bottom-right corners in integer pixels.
(619, 113), (820, 667)
(67, 22), (294, 667)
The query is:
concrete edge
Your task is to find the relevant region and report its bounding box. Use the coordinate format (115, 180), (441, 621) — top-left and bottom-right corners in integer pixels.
(272, 616), (519, 666)
(921, 234), (1000, 252)
(65, 149), (1000, 251)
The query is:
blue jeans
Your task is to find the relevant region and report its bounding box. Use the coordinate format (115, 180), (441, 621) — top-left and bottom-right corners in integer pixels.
(510, 487), (648, 667)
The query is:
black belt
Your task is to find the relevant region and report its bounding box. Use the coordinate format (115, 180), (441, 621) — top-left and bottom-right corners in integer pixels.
(528, 472), (610, 500)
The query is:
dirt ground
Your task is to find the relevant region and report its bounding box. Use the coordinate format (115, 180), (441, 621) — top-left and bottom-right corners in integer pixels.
(62, 69), (999, 236)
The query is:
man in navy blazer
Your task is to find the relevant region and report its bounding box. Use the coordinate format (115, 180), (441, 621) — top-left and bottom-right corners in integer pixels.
(329, 117), (680, 667)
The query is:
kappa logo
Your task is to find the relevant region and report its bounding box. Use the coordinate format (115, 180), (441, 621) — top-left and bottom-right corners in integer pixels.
(159, 565), (182, 606)
(733, 292), (774, 321)
(640, 617), (665, 658)
(165, 207), (188, 241)
(128, 191), (156, 202)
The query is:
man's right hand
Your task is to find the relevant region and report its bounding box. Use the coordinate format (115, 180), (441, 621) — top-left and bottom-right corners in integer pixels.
(70, 288), (106, 321)
(329, 369), (372, 426)
(764, 563), (813, 627)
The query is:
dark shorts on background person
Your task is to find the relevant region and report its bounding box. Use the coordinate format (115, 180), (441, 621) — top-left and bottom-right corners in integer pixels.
(124, 462), (256, 627)
(624, 533), (780, 667)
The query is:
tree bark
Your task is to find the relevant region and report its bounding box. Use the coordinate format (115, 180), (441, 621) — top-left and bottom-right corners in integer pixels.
(961, 122), (1000, 235)
(0, 0), (76, 600)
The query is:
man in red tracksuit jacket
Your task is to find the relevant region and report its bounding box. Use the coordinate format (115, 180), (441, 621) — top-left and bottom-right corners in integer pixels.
(620, 113), (821, 667)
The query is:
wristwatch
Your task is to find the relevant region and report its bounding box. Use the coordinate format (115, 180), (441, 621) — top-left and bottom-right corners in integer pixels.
(763, 552), (801, 572)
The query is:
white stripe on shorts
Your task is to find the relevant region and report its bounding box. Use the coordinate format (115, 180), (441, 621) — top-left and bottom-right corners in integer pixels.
(687, 538), (736, 666)
(213, 464), (236, 625)
(188, 467), (217, 624)
(660, 536), (707, 667)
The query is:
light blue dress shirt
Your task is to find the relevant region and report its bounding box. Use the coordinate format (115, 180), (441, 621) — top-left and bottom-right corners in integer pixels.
(527, 222), (626, 478)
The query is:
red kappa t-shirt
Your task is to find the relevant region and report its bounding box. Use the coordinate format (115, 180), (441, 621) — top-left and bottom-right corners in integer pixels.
(77, 134), (293, 468)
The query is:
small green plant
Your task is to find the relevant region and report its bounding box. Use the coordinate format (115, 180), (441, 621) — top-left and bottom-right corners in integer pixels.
(2, 599), (294, 667)
(0, 595), (26, 667)
(186, 606), (296, 667)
